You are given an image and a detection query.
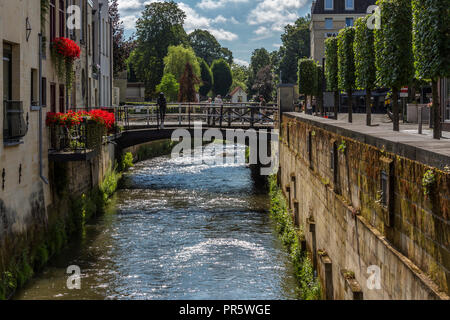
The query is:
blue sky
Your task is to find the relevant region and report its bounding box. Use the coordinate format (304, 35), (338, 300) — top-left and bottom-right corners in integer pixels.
(118, 0), (313, 66)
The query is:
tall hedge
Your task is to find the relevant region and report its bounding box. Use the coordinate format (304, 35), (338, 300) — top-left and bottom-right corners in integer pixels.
(413, 0), (450, 139)
(199, 58), (213, 98)
(354, 16), (376, 126)
(375, 0), (414, 131)
(298, 58), (318, 107)
(325, 37), (339, 119)
(337, 27), (356, 123)
(211, 59), (233, 97)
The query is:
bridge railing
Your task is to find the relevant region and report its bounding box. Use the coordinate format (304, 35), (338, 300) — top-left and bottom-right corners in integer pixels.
(114, 102), (278, 130)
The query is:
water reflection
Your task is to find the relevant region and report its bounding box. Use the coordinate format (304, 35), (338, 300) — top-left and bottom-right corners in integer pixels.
(15, 144), (299, 300)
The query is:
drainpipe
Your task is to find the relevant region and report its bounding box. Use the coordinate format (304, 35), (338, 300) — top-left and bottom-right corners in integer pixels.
(98, 2), (103, 107)
(110, 17), (113, 107)
(38, 33), (49, 185)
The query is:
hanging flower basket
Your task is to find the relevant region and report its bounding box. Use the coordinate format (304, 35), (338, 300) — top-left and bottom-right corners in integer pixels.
(50, 37), (81, 92)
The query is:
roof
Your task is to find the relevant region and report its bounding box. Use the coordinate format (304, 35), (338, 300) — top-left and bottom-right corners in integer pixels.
(311, 0), (376, 15)
(229, 86), (245, 96)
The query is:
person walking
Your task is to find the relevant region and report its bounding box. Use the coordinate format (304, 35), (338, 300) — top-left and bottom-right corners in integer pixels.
(157, 92), (167, 129)
(306, 100), (312, 115)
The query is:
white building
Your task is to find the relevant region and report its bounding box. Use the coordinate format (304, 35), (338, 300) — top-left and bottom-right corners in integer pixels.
(229, 86), (247, 103)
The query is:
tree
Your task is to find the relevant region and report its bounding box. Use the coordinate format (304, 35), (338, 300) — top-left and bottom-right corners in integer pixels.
(178, 63), (201, 102)
(129, 1), (188, 97)
(298, 58), (318, 106)
(316, 64), (324, 116)
(188, 29), (222, 65)
(248, 48), (271, 95)
(199, 58), (213, 98)
(156, 73), (179, 102)
(375, 0), (414, 131)
(279, 15), (311, 84)
(163, 45), (201, 83)
(413, 0), (450, 139)
(109, 0), (134, 76)
(230, 63), (249, 92)
(325, 37), (339, 119)
(337, 27), (356, 123)
(211, 59), (233, 97)
(252, 66), (274, 102)
(354, 16), (376, 126)
(220, 47), (234, 66)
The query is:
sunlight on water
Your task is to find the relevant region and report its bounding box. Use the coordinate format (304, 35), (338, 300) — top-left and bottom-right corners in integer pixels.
(15, 144), (299, 300)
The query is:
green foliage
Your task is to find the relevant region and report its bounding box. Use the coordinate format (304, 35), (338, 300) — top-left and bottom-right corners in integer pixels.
(163, 45), (201, 83)
(248, 48), (271, 94)
(325, 37), (339, 92)
(315, 64), (323, 98)
(337, 27), (356, 91)
(156, 73), (179, 102)
(279, 15), (311, 84)
(298, 58), (318, 96)
(374, 0), (414, 89)
(129, 1), (188, 97)
(338, 140), (347, 153)
(252, 65), (274, 102)
(188, 29), (232, 65)
(354, 16), (376, 90)
(199, 58), (213, 97)
(120, 152), (134, 172)
(211, 59), (233, 96)
(99, 165), (122, 204)
(412, 0), (450, 81)
(231, 63), (249, 93)
(268, 176), (321, 300)
(422, 169), (436, 196)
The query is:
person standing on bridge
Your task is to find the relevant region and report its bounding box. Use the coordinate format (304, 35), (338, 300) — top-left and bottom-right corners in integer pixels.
(157, 92), (167, 129)
(215, 95), (223, 127)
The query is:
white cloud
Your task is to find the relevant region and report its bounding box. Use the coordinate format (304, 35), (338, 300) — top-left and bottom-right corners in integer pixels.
(273, 43), (281, 48)
(247, 0), (309, 31)
(234, 59), (249, 67)
(230, 17), (240, 24)
(254, 26), (268, 35)
(212, 15), (228, 24)
(197, 0), (250, 10)
(209, 28), (239, 41)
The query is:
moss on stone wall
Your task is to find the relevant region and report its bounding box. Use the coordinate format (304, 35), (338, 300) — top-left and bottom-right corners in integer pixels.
(268, 175), (321, 300)
(0, 162), (122, 300)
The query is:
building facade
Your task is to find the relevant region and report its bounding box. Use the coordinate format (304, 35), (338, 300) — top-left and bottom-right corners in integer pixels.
(310, 0), (376, 64)
(0, 1), (113, 295)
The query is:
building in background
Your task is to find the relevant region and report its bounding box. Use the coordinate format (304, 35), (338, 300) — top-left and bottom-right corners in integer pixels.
(310, 0), (376, 64)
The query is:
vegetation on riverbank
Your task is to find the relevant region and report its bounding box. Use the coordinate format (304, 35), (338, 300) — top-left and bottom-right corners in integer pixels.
(268, 175), (321, 300)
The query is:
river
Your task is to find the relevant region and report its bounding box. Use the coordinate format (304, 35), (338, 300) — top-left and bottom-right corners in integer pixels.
(15, 143), (299, 300)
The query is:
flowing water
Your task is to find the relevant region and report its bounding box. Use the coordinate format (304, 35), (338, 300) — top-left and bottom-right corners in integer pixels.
(15, 144), (299, 300)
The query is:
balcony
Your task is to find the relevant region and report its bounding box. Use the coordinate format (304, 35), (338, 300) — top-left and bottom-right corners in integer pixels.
(3, 100), (27, 146)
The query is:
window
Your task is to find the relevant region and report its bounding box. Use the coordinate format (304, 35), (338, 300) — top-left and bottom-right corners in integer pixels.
(59, 84), (65, 113)
(59, 0), (65, 37)
(31, 69), (38, 106)
(50, 83), (56, 112)
(324, 0), (333, 10)
(50, 0), (56, 41)
(346, 0), (354, 10)
(325, 18), (333, 29)
(42, 78), (47, 107)
(3, 44), (12, 101)
(346, 18), (354, 27)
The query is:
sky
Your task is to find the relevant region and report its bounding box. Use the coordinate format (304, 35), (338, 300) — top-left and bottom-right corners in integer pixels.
(118, 0), (313, 66)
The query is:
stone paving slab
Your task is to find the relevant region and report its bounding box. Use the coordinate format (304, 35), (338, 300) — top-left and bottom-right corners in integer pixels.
(284, 112), (450, 170)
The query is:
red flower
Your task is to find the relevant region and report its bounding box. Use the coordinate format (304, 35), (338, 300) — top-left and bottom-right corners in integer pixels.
(51, 37), (81, 61)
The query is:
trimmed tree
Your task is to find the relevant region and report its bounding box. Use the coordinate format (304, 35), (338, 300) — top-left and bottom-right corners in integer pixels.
(298, 58), (318, 110)
(354, 16), (376, 126)
(412, 0), (450, 139)
(316, 64), (324, 116)
(156, 73), (179, 102)
(252, 65), (274, 102)
(337, 27), (356, 123)
(164, 45), (201, 83)
(199, 58), (213, 98)
(178, 63), (201, 102)
(211, 59), (233, 97)
(325, 37), (339, 119)
(375, 0), (414, 131)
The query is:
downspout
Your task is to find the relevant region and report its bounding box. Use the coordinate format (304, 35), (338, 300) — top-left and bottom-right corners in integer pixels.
(98, 2), (102, 107)
(38, 33), (49, 185)
(110, 17), (113, 107)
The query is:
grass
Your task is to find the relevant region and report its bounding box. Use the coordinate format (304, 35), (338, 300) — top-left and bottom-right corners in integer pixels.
(268, 175), (321, 300)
